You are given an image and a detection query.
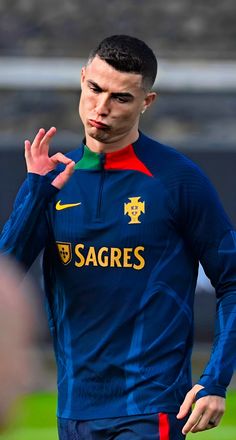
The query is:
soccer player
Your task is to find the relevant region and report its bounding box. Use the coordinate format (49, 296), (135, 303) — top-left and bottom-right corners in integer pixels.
(1, 35), (236, 439)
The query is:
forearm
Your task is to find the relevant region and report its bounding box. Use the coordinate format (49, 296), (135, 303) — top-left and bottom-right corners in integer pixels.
(197, 291), (236, 397)
(178, 293), (236, 434)
(0, 173), (58, 268)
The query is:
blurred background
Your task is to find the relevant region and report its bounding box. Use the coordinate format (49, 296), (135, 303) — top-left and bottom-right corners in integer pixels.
(0, 0), (235, 438)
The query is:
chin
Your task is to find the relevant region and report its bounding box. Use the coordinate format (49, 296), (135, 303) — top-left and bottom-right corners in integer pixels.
(88, 128), (110, 143)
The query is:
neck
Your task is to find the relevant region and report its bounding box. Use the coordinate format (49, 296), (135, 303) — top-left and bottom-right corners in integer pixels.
(85, 130), (140, 154)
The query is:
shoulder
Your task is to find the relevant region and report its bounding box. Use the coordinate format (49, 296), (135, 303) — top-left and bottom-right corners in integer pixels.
(134, 132), (206, 185)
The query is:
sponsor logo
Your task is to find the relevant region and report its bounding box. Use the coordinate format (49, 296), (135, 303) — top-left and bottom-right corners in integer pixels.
(56, 242), (145, 270)
(124, 197), (145, 224)
(55, 200), (81, 211)
(56, 242), (72, 265)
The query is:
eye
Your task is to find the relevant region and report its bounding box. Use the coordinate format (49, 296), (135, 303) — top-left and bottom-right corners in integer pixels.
(91, 87), (100, 93)
(116, 97), (127, 103)
(114, 96), (131, 104)
(88, 83), (101, 93)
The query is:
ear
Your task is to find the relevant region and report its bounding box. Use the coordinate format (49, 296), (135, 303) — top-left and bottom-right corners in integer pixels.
(81, 66), (86, 87)
(143, 92), (157, 112)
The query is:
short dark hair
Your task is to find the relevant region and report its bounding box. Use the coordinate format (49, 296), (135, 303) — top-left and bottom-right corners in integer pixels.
(88, 35), (157, 90)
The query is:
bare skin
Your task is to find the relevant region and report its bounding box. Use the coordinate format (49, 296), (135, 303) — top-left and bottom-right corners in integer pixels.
(24, 57), (226, 435)
(79, 56), (156, 153)
(24, 126), (75, 189)
(177, 384), (225, 434)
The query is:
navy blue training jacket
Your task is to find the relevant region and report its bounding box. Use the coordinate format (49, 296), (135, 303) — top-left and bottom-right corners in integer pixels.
(1, 132), (236, 419)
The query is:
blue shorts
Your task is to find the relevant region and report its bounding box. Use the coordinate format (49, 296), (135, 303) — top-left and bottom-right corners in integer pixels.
(57, 412), (186, 439)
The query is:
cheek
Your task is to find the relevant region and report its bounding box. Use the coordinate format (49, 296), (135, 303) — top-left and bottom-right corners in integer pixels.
(116, 108), (140, 126)
(80, 92), (97, 115)
(79, 94), (89, 119)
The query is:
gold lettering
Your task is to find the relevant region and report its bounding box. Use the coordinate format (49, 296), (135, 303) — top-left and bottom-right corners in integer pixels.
(74, 244), (145, 270)
(85, 246), (98, 266)
(123, 248), (133, 268)
(75, 244), (85, 267)
(110, 247), (122, 267)
(97, 247), (109, 267)
(133, 246), (145, 270)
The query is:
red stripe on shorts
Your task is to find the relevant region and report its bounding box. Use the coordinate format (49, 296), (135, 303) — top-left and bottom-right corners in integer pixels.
(158, 413), (170, 440)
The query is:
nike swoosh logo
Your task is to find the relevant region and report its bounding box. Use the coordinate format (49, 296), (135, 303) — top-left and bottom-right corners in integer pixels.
(55, 200), (82, 211)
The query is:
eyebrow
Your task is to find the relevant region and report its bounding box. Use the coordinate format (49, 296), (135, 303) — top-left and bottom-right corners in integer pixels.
(112, 92), (134, 100)
(87, 80), (102, 90)
(87, 80), (134, 99)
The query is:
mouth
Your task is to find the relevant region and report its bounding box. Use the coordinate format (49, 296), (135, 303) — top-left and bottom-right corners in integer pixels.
(88, 119), (110, 130)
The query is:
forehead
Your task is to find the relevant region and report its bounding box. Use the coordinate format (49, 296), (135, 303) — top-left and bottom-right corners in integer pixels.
(84, 56), (144, 93)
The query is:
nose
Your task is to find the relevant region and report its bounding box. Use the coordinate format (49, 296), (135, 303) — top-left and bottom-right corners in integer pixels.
(95, 94), (110, 116)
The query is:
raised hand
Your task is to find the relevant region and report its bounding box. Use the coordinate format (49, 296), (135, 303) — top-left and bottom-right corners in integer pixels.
(24, 127), (75, 189)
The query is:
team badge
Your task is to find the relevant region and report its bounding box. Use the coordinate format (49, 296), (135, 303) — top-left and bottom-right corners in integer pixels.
(124, 197), (145, 224)
(56, 242), (72, 265)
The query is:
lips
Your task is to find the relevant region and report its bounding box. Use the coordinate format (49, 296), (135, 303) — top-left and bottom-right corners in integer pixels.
(88, 119), (109, 129)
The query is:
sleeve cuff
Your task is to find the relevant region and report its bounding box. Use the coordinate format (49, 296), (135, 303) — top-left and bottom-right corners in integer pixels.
(27, 173), (59, 200)
(195, 386), (226, 400)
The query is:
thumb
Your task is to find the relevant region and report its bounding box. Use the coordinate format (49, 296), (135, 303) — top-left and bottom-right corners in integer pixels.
(177, 385), (204, 419)
(177, 389), (196, 419)
(52, 161), (75, 189)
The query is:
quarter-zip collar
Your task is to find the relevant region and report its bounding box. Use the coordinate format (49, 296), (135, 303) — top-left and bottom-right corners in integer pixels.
(74, 138), (153, 177)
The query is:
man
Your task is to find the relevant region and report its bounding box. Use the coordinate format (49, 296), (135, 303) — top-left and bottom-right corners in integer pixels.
(0, 35), (236, 439)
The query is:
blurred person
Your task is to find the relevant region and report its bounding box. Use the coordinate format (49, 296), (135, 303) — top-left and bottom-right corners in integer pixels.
(0, 35), (236, 439)
(0, 255), (36, 429)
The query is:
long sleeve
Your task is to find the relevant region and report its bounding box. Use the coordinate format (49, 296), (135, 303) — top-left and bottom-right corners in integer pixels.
(0, 173), (58, 269)
(173, 163), (236, 398)
(197, 230), (236, 398)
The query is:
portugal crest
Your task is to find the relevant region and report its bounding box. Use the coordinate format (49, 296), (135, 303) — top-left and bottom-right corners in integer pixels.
(56, 242), (72, 265)
(124, 197), (145, 224)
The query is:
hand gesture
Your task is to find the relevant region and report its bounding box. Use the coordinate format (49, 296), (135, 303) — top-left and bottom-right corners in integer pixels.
(177, 384), (225, 434)
(24, 127), (75, 189)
